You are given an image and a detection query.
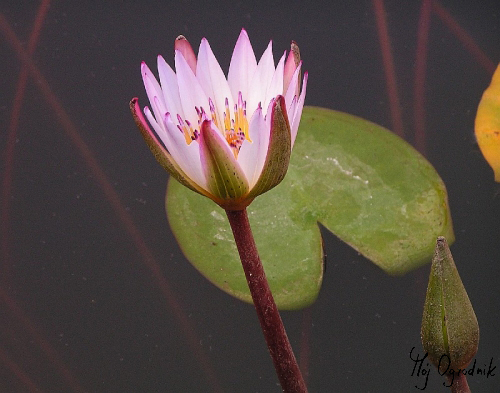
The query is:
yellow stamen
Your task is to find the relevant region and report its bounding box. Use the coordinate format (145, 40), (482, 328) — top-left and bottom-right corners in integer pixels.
(208, 99), (220, 130)
(234, 92), (251, 143)
(225, 129), (246, 159)
(223, 98), (232, 133)
(177, 114), (197, 145)
(178, 93), (251, 159)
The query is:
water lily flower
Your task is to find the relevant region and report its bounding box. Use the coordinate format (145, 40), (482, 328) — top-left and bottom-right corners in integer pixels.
(130, 29), (308, 210)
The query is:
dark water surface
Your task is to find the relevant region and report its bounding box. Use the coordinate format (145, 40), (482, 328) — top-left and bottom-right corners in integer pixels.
(1, 1), (500, 392)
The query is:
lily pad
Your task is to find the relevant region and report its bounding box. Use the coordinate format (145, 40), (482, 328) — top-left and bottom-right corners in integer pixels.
(166, 106), (454, 310)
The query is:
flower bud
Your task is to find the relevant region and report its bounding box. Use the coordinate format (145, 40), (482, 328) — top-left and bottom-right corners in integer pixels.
(421, 237), (479, 374)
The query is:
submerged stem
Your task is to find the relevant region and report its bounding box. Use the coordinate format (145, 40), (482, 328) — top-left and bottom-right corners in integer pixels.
(225, 208), (308, 393)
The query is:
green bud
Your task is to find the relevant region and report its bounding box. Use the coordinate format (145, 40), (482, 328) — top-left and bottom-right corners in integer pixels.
(421, 237), (479, 373)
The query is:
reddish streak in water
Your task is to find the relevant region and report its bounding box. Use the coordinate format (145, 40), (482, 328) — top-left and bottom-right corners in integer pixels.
(414, 0), (432, 155)
(432, 1), (496, 75)
(1, 0), (51, 284)
(0, 346), (45, 393)
(0, 13), (223, 393)
(0, 287), (87, 392)
(372, 0), (405, 138)
(0, 2), (74, 391)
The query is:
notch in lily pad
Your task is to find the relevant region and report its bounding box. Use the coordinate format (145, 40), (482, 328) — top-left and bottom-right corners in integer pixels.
(167, 107), (454, 310)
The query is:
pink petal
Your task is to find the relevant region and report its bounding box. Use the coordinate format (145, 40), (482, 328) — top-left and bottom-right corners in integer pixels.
(238, 105), (269, 187)
(283, 49), (296, 94)
(196, 38), (235, 130)
(290, 72), (308, 147)
(265, 51), (286, 107)
(284, 61), (302, 110)
(247, 40), (275, 117)
(144, 105), (165, 136)
(161, 112), (207, 189)
(157, 55), (183, 119)
(283, 41), (300, 94)
(175, 35), (197, 74)
(228, 29), (257, 104)
(141, 62), (167, 124)
(287, 95), (298, 134)
(175, 50), (209, 127)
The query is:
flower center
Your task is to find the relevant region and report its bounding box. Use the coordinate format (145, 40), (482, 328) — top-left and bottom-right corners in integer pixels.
(176, 92), (251, 159)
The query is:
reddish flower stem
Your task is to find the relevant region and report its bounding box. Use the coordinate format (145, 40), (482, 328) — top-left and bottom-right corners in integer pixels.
(446, 373), (471, 393)
(225, 208), (308, 393)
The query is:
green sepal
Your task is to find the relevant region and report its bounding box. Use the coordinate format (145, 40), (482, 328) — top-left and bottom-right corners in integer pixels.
(247, 96), (292, 199)
(199, 120), (250, 208)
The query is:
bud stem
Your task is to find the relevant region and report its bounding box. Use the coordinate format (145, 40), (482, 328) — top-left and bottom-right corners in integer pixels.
(446, 373), (471, 393)
(225, 208), (308, 393)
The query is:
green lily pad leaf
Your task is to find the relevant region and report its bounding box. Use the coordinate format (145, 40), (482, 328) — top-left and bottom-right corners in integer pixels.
(166, 106), (454, 310)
